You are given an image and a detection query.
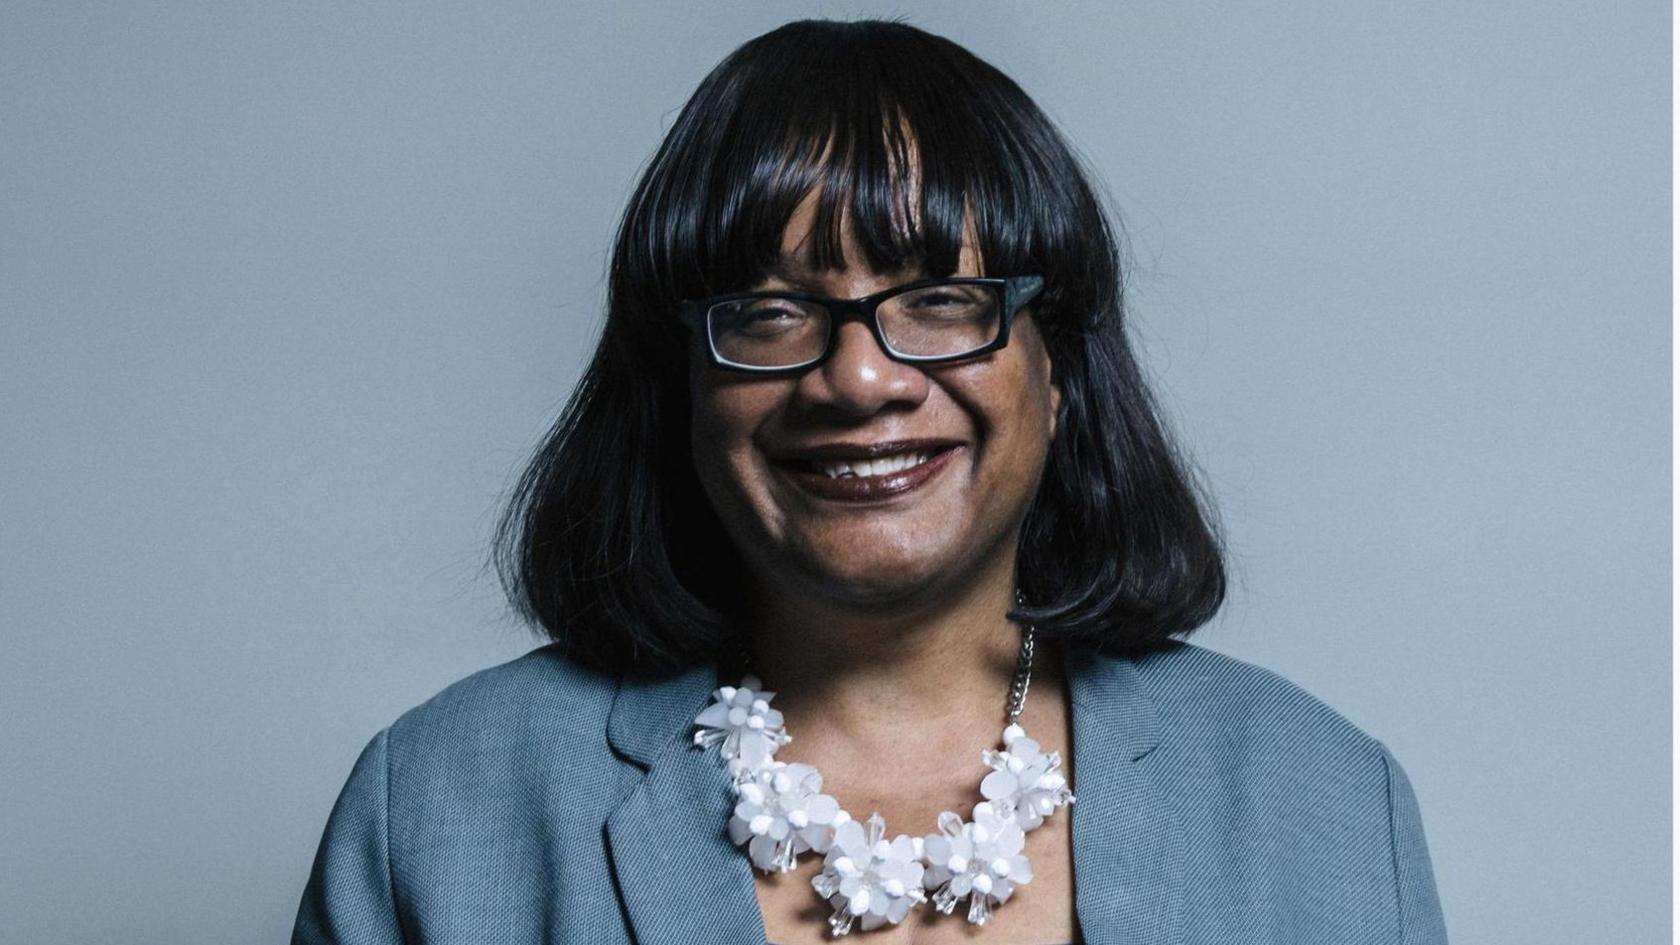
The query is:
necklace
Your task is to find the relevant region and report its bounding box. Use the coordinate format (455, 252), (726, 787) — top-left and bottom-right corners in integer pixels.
(689, 606), (1075, 936)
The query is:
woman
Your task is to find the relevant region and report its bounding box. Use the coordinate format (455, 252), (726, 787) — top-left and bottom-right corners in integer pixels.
(293, 19), (1447, 945)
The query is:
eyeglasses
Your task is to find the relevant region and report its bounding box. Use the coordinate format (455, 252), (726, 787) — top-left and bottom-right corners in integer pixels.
(677, 275), (1045, 373)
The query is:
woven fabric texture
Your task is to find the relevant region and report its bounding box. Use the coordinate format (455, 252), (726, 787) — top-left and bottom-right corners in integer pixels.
(291, 639), (1448, 944)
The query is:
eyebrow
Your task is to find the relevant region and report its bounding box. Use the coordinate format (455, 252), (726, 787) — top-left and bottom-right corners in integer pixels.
(752, 259), (826, 293)
(759, 256), (927, 290)
(763, 257), (818, 281)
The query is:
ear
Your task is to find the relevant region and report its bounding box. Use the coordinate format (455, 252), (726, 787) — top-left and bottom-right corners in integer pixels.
(1049, 376), (1064, 443)
(1023, 307), (1062, 442)
(1041, 338), (1063, 443)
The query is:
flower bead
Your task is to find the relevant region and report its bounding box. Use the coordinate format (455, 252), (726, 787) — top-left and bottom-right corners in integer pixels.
(727, 762), (845, 873)
(692, 674), (791, 777)
(920, 801), (1035, 925)
(979, 724), (1075, 830)
(811, 813), (927, 935)
(693, 672), (1060, 933)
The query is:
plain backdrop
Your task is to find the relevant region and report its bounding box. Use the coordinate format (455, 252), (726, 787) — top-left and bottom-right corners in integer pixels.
(1, 2), (1669, 942)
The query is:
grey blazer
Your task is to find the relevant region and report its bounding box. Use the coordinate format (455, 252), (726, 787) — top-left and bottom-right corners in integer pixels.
(292, 639), (1448, 944)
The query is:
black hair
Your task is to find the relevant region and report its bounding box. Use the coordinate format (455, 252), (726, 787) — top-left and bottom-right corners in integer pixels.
(491, 18), (1227, 676)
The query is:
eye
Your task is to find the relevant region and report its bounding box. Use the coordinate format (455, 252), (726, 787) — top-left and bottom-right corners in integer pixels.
(744, 301), (805, 321)
(713, 298), (823, 339)
(896, 287), (992, 320)
(911, 291), (971, 307)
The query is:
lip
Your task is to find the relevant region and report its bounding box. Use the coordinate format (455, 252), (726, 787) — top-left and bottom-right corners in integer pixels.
(770, 438), (964, 463)
(772, 441), (963, 503)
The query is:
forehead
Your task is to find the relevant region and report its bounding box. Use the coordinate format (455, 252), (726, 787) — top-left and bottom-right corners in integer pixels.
(692, 99), (1001, 298)
(770, 183), (984, 282)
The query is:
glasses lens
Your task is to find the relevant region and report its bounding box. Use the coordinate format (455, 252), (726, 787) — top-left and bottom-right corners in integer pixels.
(708, 297), (829, 368)
(878, 282), (1002, 358)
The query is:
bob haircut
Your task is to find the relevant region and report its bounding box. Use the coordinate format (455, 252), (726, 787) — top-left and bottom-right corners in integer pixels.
(492, 18), (1227, 677)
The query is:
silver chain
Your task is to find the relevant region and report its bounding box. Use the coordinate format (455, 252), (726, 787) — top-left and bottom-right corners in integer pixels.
(1006, 588), (1034, 726)
(733, 588), (1036, 728)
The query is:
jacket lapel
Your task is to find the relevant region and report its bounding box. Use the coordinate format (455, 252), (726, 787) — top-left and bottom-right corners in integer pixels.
(603, 644), (1185, 945)
(1063, 641), (1186, 945)
(605, 660), (769, 945)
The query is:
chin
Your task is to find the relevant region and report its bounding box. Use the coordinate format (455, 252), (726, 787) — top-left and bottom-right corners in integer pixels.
(783, 544), (970, 606)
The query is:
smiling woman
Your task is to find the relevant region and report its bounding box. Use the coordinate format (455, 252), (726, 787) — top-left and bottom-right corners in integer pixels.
(293, 17), (1448, 945)
(687, 205), (1065, 612)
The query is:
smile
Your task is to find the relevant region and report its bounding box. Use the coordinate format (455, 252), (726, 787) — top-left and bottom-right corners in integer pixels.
(772, 442), (962, 503)
(807, 450), (936, 479)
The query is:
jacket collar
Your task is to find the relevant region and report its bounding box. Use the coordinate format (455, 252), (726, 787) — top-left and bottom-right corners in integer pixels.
(606, 659), (719, 768)
(604, 640), (1183, 945)
(1060, 642), (1184, 943)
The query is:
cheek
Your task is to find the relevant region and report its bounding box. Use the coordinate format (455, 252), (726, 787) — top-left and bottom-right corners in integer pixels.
(689, 385), (739, 482)
(1002, 381), (1057, 466)
(687, 386), (758, 550)
(1010, 329), (1060, 449)
(971, 364), (1059, 489)
(687, 385), (727, 452)
(688, 378), (780, 498)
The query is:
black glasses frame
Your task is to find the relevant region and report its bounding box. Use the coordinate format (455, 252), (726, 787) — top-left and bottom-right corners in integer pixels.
(676, 275), (1045, 374)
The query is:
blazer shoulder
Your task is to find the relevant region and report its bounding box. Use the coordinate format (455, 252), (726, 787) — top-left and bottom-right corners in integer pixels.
(383, 643), (619, 763)
(1127, 640), (1387, 765)
(1117, 642), (1447, 939)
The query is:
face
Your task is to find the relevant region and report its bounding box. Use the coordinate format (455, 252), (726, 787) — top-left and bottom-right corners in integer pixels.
(688, 194), (1062, 610)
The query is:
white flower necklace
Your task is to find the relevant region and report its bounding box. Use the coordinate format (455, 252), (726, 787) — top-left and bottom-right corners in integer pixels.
(690, 616), (1075, 936)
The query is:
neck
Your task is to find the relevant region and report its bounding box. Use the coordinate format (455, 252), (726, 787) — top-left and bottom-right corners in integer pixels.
(730, 551), (1029, 748)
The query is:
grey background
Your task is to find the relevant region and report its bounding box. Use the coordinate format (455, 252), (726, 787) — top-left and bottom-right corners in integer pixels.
(1, 1), (1668, 942)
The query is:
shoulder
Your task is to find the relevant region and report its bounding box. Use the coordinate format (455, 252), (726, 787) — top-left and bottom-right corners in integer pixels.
(1129, 639), (1384, 756)
(1117, 640), (1396, 816)
(379, 643), (622, 779)
(311, 647), (644, 927)
(1094, 645), (1446, 937)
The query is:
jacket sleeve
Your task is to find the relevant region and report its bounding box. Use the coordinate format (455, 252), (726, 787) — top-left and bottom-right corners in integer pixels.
(1380, 743), (1449, 944)
(292, 727), (408, 945)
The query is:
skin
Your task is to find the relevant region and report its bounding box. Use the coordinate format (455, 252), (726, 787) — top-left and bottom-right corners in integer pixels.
(687, 187), (1080, 945)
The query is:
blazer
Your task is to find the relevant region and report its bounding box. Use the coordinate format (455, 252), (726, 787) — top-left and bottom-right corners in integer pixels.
(291, 638), (1448, 944)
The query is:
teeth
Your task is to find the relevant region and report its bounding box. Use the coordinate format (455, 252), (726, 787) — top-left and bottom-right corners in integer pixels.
(818, 451), (932, 479)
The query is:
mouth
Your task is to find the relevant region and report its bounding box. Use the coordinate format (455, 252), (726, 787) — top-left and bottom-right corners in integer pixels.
(770, 439), (963, 503)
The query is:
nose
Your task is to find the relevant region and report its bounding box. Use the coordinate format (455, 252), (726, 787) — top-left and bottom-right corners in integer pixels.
(794, 319), (930, 417)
